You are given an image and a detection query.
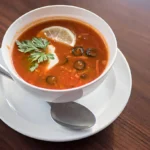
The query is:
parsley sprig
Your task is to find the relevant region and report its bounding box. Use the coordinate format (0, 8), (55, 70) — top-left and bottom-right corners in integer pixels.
(16, 37), (54, 72)
(16, 37), (49, 53)
(29, 52), (54, 63)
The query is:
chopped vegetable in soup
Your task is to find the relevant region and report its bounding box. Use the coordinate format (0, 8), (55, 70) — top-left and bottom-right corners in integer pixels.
(12, 18), (108, 89)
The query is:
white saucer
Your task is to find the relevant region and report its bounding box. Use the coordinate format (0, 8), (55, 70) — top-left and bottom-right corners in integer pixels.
(0, 49), (132, 142)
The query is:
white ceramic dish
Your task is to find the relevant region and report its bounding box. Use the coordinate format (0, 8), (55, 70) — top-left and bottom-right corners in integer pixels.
(0, 49), (132, 142)
(1, 5), (117, 102)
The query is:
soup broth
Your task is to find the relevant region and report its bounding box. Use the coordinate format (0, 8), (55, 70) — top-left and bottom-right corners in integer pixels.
(12, 18), (108, 89)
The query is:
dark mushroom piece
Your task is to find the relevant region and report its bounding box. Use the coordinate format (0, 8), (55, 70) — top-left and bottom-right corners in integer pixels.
(86, 48), (97, 57)
(72, 46), (84, 56)
(74, 60), (86, 70)
(46, 76), (57, 85)
(80, 73), (87, 79)
(60, 57), (68, 65)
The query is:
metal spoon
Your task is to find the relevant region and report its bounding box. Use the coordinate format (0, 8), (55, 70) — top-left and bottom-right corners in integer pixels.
(50, 102), (96, 129)
(0, 64), (96, 129)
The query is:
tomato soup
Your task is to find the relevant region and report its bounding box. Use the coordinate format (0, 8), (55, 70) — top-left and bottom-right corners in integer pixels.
(12, 18), (108, 89)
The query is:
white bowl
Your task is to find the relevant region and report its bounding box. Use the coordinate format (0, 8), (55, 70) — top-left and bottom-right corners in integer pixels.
(1, 5), (117, 103)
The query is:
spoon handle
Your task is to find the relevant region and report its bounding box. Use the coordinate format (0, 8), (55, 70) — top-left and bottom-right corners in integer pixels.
(0, 64), (13, 80)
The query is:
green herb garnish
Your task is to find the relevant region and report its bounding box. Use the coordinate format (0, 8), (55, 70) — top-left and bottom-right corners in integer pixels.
(16, 37), (49, 53)
(29, 63), (39, 72)
(16, 37), (54, 72)
(29, 52), (54, 63)
(32, 37), (49, 49)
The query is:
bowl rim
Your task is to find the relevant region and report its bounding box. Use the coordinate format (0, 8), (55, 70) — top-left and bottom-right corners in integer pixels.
(1, 5), (117, 92)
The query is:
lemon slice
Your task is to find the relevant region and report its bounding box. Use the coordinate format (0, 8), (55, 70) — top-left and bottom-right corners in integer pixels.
(42, 26), (76, 47)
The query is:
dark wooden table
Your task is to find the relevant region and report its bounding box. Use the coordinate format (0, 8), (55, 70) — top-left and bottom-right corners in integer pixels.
(0, 0), (150, 149)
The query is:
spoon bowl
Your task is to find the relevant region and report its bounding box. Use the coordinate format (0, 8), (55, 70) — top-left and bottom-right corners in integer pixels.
(50, 102), (96, 130)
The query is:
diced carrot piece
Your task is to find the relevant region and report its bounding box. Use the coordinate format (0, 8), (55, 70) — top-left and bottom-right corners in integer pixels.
(76, 79), (83, 86)
(96, 60), (100, 76)
(75, 73), (80, 78)
(78, 56), (88, 59)
(102, 60), (107, 65)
